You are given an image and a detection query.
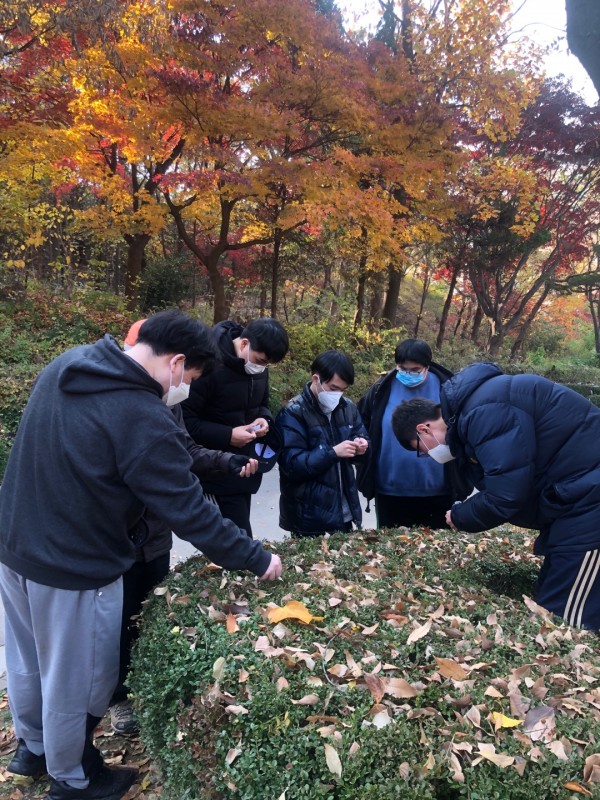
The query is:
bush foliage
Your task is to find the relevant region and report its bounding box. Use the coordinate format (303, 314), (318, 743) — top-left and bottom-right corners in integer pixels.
(130, 527), (600, 800)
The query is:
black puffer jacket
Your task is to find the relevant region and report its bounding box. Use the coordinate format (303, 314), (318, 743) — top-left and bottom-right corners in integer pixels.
(181, 321), (272, 496)
(276, 383), (369, 534)
(442, 363), (600, 554)
(356, 362), (471, 501)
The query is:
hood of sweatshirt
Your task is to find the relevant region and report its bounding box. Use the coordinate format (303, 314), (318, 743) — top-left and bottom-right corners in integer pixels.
(58, 334), (163, 397)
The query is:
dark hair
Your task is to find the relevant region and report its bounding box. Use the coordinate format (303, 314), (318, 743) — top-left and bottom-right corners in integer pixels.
(137, 309), (219, 371)
(391, 398), (441, 449)
(241, 318), (289, 363)
(310, 350), (355, 385)
(394, 338), (433, 367)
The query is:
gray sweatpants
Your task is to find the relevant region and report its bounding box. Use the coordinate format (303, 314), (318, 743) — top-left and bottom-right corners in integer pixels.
(0, 564), (122, 787)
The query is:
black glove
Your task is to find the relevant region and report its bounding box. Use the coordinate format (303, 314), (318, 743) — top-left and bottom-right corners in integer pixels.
(228, 455), (252, 476)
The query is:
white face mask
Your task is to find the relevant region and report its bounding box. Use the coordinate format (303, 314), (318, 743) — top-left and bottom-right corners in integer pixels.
(317, 379), (343, 413)
(417, 428), (455, 464)
(427, 443), (455, 464)
(163, 362), (190, 407)
(244, 345), (266, 375)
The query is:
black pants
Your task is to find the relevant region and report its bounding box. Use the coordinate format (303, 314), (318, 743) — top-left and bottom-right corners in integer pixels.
(214, 493), (253, 538)
(291, 522), (353, 538)
(110, 553), (170, 704)
(375, 494), (452, 530)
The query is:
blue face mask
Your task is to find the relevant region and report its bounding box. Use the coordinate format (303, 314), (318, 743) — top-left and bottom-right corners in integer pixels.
(395, 369), (426, 388)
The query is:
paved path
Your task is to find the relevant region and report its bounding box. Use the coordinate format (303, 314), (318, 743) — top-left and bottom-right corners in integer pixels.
(0, 467), (377, 689)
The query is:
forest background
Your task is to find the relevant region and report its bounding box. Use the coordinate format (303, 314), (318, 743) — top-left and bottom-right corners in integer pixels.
(2, 0), (600, 475)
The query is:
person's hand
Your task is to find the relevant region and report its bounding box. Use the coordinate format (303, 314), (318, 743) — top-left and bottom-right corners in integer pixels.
(230, 425), (258, 447)
(227, 455), (259, 477)
(353, 437), (369, 456)
(247, 418), (270, 438)
(333, 440), (358, 458)
(445, 509), (456, 530)
(259, 553), (283, 581)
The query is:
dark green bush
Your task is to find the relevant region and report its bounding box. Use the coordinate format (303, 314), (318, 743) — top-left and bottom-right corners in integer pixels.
(130, 527), (600, 800)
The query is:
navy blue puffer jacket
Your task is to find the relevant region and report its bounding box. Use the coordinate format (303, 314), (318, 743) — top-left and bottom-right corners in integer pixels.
(443, 363), (600, 554)
(276, 384), (369, 534)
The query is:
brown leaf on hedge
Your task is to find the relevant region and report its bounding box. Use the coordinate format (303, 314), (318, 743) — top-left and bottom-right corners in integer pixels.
(584, 754), (600, 783)
(564, 782), (593, 796)
(435, 658), (468, 680)
(324, 743), (342, 778)
(364, 672), (385, 703)
(291, 694), (319, 706)
(523, 706), (555, 742)
(225, 705), (248, 716)
(226, 613), (239, 634)
(522, 595), (554, 621)
(385, 678), (418, 699)
(406, 619), (431, 645)
(474, 743), (514, 768)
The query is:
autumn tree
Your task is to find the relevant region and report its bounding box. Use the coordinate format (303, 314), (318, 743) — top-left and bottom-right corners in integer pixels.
(436, 79), (600, 357)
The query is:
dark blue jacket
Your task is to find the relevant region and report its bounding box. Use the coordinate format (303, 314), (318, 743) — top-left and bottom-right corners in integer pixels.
(276, 384), (369, 534)
(443, 363), (600, 554)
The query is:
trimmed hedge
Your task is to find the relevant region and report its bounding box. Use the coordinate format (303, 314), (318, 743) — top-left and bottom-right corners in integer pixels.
(130, 528), (600, 799)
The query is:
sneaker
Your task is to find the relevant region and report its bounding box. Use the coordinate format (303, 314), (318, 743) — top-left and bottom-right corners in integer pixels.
(6, 738), (47, 780)
(109, 700), (138, 735)
(46, 764), (137, 800)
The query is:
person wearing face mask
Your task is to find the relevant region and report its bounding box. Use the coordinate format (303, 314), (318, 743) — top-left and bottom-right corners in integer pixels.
(357, 338), (463, 530)
(276, 350), (370, 537)
(182, 317), (289, 537)
(391, 362), (600, 632)
(0, 309), (283, 800)
(108, 320), (260, 737)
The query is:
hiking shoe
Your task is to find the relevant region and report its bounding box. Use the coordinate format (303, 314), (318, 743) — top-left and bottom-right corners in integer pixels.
(46, 764), (137, 800)
(6, 738), (47, 780)
(109, 700), (138, 735)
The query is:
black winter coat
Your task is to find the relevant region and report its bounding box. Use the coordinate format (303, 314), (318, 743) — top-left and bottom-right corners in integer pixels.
(139, 404), (238, 561)
(443, 362), (600, 554)
(356, 362), (456, 502)
(276, 384), (369, 534)
(181, 320), (272, 496)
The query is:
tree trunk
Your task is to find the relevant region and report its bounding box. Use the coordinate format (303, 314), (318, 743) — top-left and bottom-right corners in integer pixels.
(205, 252), (229, 322)
(270, 231), (282, 319)
(354, 251), (368, 329)
(470, 305), (484, 343)
(381, 264), (402, 328)
(123, 233), (150, 311)
(435, 265), (459, 349)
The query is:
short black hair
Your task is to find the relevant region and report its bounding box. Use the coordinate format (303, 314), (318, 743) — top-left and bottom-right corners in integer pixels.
(137, 309), (219, 371)
(391, 398), (441, 449)
(310, 350), (355, 385)
(394, 338), (433, 367)
(241, 318), (289, 363)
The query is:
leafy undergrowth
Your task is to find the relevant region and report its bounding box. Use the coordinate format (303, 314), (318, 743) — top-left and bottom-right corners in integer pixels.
(129, 527), (600, 800)
(0, 698), (161, 799)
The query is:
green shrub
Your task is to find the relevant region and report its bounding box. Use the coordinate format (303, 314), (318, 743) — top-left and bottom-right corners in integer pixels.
(130, 527), (600, 800)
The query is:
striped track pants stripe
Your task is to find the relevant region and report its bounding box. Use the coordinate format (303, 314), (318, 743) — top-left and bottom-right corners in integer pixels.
(563, 549), (600, 628)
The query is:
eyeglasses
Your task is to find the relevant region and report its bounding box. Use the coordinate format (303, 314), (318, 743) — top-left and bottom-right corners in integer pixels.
(415, 432), (428, 458)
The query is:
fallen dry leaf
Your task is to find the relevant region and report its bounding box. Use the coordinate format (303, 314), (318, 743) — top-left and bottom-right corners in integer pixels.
(406, 619), (432, 645)
(226, 613), (239, 634)
(324, 743), (342, 778)
(267, 600), (324, 625)
(435, 658), (468, 680)
(475, 743), (515, 768)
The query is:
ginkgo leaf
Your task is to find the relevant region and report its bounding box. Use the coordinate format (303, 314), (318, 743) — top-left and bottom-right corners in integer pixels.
(324, 743), (342, 778)
(490, 712), (522, 729)
(267, 600), (324, 625)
